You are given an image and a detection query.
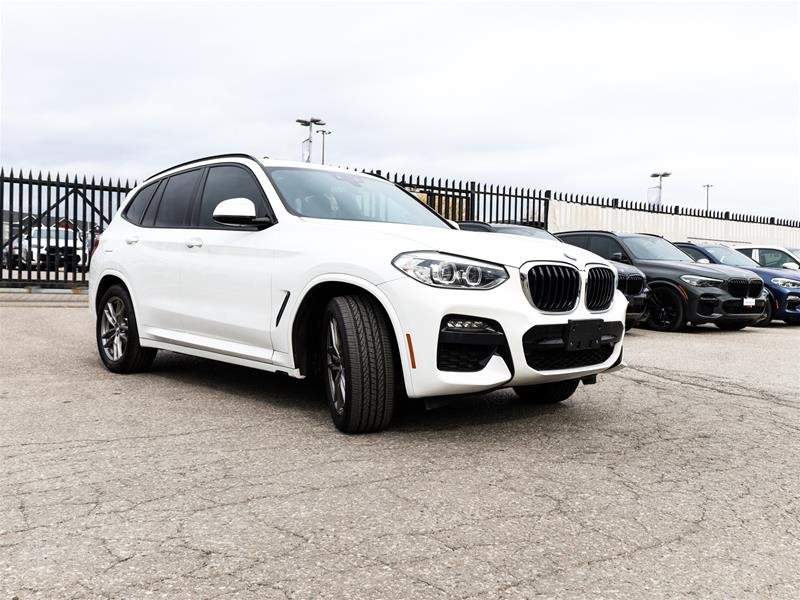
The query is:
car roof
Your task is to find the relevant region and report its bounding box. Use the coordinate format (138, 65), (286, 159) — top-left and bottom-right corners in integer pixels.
(556, 230), (656, 239)
(144, 153), (380, 184)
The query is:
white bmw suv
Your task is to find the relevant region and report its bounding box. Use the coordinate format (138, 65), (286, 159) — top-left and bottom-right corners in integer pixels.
(90, 154), (627, 433)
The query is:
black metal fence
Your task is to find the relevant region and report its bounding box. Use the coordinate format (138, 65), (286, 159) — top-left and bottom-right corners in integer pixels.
(1, 165), (798, 289)
(369, 170), (550, 228)
(1, 170), (133, 288)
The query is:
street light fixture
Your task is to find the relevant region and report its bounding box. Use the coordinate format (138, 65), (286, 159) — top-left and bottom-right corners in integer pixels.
(316, 129), (332, 164)
(649, 171), (671, 204)
(703, 184), (713, 211)
(296, 117), (325, 162)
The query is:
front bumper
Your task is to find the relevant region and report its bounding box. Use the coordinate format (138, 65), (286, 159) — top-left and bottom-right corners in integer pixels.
(379, 272), (627, 398)
(769, 288), (800, 321)
(687, 288), (765, 324)
(624, 288), (649, 325)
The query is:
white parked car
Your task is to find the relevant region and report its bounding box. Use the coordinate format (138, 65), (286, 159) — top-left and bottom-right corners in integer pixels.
(733, 245), (800, 271)
(89, 154), (627, 433)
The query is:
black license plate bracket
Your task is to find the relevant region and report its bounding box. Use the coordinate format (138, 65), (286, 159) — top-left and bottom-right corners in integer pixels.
(565, 319), (603, 352)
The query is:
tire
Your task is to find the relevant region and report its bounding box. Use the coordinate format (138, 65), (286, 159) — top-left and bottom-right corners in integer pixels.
(322, 295), (396, 433)
(646, 287), (686, 332)
(96, 284), (156, 373)
(514, 379), (580, 404)
(715, 321), (749, 331)
(755, 296), (773, 327)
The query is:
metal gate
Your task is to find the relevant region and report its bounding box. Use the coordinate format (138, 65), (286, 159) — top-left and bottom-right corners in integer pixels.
(1, 170), (132, 288)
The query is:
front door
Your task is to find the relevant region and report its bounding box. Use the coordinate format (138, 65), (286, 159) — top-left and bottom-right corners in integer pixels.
(176, 164), (275, 362)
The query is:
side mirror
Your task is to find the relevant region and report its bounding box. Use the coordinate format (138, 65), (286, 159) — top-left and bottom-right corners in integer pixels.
(782, 262), (800, 270)
(610, 252), (631, 264)
(212, 198), (273, 229)
(696, 258), (710, 264)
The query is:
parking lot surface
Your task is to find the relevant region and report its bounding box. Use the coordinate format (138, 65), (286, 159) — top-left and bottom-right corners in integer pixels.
(1, 300), (798, 599)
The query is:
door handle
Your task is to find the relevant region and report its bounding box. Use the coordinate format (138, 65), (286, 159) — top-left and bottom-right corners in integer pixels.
(185, 237), (204, 248)
(125, 236), (139, 245)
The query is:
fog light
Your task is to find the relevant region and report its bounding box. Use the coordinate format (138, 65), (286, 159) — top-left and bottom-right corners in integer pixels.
(447, 319), (487, 329)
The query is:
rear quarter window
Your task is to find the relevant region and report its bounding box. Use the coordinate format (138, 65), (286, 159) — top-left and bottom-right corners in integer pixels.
(558, 234), (589, 249)
(123, 182), (159, 225)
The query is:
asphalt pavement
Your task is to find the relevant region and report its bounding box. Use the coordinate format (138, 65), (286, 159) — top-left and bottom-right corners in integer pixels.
(1, 299), (798, 599)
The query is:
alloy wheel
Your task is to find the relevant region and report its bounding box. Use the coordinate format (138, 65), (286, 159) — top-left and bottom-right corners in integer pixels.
(326, 317), (346, 415)
(650, 289), (679, 329)
(100, 297), (129, 361)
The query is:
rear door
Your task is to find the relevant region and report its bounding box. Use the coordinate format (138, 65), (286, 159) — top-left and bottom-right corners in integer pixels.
(176, 164), (275, 361)
(130, 169), (203, 339)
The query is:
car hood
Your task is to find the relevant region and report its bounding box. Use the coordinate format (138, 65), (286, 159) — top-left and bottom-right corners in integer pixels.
(744, 266), (800, 282)
(612, 261), (645, 277)
(636, 259), (757, 280)
(300, 219), (610, 270)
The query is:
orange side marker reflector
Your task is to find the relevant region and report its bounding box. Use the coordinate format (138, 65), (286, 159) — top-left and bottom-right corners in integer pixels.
(677, 285), (689, 301)
(405, 334), (417, 369)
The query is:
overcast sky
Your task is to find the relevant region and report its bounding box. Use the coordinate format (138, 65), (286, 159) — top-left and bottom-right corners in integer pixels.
(1, 0), (798, 217)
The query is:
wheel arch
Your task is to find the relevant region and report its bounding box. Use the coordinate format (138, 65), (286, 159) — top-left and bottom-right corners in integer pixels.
(287, 277), (412, 394)
(648, 279), (689, 305)
(93, 270), (138, 319)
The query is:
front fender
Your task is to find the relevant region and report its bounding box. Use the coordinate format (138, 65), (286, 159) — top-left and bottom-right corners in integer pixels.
(278, 273), (415, 396)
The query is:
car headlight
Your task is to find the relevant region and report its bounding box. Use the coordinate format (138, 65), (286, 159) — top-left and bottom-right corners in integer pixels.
(392, 251), (508, 289)
(771, 277), (800, 289)
(680, 275), (723, 287)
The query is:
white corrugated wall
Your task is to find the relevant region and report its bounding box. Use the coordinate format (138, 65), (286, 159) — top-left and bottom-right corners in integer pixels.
(548, 202), (800, 246)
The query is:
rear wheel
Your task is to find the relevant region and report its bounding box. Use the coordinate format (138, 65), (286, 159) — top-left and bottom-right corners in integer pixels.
(514, 379), (580, 404)
(646, 287), (686, 332)
(715, 321), (749, 331)
(323, 295), (396, 433)
(96, 284), (156, 373)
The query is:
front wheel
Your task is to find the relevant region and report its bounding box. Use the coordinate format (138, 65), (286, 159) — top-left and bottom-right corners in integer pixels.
(514, 379), (580, 404)
(646, 287), (686, 332)
(755, 296), (774, 327)
(323, 295), (396, 433)
(96, 284), (157, 373)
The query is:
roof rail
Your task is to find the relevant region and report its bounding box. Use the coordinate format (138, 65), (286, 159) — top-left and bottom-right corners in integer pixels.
(145, 153), (262, 182)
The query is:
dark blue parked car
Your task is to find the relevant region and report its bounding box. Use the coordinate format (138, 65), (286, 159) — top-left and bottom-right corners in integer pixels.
(675, 242), (800, 326)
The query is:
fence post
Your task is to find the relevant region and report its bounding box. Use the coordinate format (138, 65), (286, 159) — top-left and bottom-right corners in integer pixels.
(543, 190), (552, 230)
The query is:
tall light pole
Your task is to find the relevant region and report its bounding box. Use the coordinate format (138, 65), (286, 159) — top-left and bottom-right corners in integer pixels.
(703, 184), (713, 211)
(316, 129), (332, 164)
(649, 171), (671, 205)
(296, 117), (325, 162)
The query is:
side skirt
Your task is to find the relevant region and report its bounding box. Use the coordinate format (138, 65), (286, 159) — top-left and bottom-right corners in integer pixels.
(141, 338), (304, 378)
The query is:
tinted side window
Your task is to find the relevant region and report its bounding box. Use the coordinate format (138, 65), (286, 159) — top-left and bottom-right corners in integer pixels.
(680, 246), (707, 262)
(154, 170), (202, 228)
(558, 234), (589, 249)
(123, 182), (158, 225)
(198, 166), (267, 228)
(760, 248), (794, 268)
(589, 236), (625, 260)
(737, 248), (754, 258)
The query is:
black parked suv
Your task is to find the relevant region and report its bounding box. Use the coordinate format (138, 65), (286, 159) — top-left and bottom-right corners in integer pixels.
(555, 231), (765, 331)
(458, 222), (649, 329)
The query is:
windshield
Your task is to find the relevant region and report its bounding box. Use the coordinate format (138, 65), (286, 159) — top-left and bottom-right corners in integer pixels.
(266, 168), (450, 228)
(704, 245), (759, 267)
(492, 225), (560, 242)
(623, 236), (692, 261)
